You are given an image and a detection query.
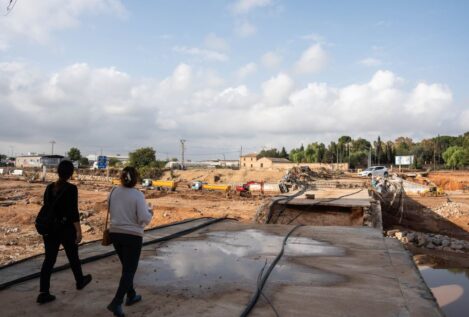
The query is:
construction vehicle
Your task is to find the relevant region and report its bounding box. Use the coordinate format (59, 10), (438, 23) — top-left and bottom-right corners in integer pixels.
(202, 184), (231, 192)
(235, 181), (257, 197)
(152, 180), (177, 191)
(418, 186), (445, 197)
(191, 181), (204, 190)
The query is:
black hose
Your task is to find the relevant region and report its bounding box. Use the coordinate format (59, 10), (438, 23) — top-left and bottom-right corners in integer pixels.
(240, 225), (303, 317)
(0, 217), (215, 271)
(0, 217), (228, 291)
(266, 184), (309, 224)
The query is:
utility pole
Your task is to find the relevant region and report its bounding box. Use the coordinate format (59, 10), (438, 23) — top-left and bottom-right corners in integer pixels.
(180, 139), (186, 167)
(49, 140), (56, 155)
(10, 145), (14, 157)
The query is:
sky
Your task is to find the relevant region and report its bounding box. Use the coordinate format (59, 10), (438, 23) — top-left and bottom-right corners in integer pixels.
(0, 0), (468, 160)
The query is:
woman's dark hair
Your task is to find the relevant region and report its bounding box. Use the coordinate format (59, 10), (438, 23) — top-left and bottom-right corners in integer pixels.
(57, 160), (74, 181)
(120, 166), (138, 188)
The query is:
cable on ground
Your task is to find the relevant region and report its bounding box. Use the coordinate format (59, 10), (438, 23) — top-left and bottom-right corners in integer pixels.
(240, 224), (303, 317)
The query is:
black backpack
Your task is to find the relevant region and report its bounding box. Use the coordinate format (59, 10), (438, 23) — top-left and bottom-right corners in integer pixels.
(35, 184), (69, 236)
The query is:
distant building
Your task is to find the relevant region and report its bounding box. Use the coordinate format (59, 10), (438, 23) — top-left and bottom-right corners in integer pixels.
(15, 155), (64, 168)
(240, 154), (292, 169)
(165, 160), (239, 169)
(240, 153), (258, 168)
(255, 157), (291, 168)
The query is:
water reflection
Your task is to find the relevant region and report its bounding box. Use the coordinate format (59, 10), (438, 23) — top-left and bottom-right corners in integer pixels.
(137, 229), (346, 293)
(419, 267), (469, 317)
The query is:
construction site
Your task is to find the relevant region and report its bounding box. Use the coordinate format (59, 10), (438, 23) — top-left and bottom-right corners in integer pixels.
(1, 166), (468, 316)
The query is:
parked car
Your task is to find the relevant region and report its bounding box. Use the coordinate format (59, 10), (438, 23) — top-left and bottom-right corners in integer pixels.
(358, 166), (388, 177)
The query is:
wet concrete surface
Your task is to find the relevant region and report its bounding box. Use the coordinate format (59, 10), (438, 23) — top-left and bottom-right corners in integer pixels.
(138, 229), (346, 294)
(0, 221), (443, 316)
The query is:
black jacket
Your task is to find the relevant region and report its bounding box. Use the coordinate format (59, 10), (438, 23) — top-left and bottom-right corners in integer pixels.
(43, 182), (80, 224)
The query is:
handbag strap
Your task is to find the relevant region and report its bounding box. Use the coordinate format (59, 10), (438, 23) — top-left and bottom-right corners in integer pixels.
(104, 187), (116, 230)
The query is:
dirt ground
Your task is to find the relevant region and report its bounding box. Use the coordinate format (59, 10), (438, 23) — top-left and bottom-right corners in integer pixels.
(426, 171), (469, 191)
(160, 168), (287, 184)
(0, 168), (288, 266)
(383, 170), (469, 268)
(2, 168), (469, 269)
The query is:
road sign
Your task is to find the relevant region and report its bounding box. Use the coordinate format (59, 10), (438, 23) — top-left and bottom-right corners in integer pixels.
(97, 156), (107, 169)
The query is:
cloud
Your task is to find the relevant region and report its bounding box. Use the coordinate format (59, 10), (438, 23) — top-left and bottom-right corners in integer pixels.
(234, 20), (257, 37)
(300, 33), (326, 43)
(237, 63), (258, 79)
(294, 44), (328, 74)
(204, 33), (229, 52)
(261, 51), (282, 69)
(231, 0), (272, 14)
(261, 73), (294, 106)
(173, 46), (228, 62)
(0, 0), (126, 47)
(359, 58), (382, 67)
(0, 63), (462, 157)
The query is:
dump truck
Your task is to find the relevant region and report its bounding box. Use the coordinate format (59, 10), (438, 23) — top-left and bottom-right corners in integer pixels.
(202, 184), (231, 192)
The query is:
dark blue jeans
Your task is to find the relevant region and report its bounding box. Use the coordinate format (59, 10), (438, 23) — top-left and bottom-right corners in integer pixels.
(40, 225), (84, 293)
(110, 232), (143, 305)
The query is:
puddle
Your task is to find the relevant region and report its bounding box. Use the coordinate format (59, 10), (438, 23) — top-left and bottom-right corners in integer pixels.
(137, 229), (345, 293)
(419, 267), (469, 317)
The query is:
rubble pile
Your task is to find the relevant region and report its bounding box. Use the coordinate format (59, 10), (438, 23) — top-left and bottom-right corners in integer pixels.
(283, 166), (341, 184)
(387, 229), (469, 253)
(425, 201), (469, 218)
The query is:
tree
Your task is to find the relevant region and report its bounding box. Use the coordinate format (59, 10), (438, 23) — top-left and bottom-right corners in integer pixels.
(79, 157), (89, 167)
(280, 147), (288, 159)
(257, 148), (281, 159)
(108, 157), (121, 167)
(374, 136), (383, 165)
(67, 147), (82, 161)
(129, 147), (157, 168)
(442, 146), (469, 169)
(352, 138), (371, 153)
(394, 137), (413, 155)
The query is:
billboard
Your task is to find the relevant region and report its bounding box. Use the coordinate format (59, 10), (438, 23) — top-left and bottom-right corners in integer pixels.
(395, 156), (414, 165)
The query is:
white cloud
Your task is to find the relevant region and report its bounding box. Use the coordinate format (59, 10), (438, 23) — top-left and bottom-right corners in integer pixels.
(0, 0), (126, 47)
(0, 64), (462, 156)
(234, 20), (257, 37)
(261, 73), (294, 106)
(294, 44), (328, 74)
(459, 110), (469, 131)
(300, 33), (326, 43)
(237, 63), (258, 79)
(231, 0), (272, 14)
(173, 46), (228, 62)
(204, 33), (229, 52)
(261, 51), (282, 69)
(359, 58), (382, 67)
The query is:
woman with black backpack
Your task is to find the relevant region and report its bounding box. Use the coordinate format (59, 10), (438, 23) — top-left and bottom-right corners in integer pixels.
(36, 160), (92, 304)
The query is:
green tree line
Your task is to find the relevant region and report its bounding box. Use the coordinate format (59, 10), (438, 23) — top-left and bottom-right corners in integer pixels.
(257, 132), (469, 169)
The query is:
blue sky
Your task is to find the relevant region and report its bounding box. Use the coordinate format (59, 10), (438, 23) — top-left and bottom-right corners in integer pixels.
(0, 0), (468, 159)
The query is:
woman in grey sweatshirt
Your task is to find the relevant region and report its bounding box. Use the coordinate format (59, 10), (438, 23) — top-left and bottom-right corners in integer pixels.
(107, 166), (152, 317)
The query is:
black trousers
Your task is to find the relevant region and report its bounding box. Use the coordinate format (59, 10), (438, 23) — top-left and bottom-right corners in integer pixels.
(40, 225), (84, 293)
(110, 232), (143, 305)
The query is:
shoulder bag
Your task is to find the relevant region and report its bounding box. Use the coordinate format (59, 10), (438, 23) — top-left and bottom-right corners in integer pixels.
(102, 187), (116, 246)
